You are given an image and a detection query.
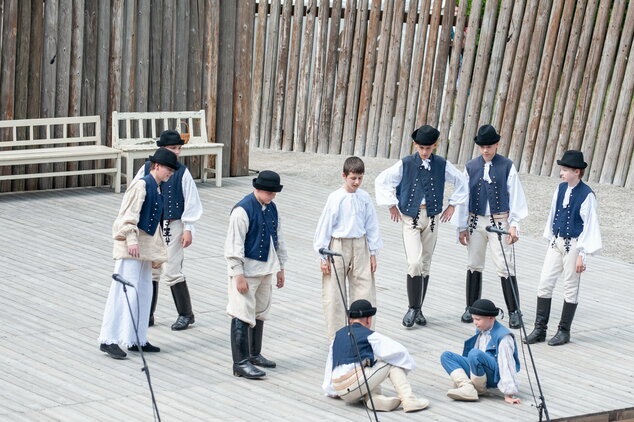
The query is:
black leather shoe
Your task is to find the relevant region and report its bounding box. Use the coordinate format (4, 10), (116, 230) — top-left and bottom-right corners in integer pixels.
(100, 343), (127, 359)
(233, 360), (266, 379)
(171, 281), (195, 331)
(509, 311), (522, 329)
(414, 310), (427, 326)
(128, 343), (161, 352)
(172, 314), (195, 331)
(548, 329), (570, 346)
(524, 327), (547, 344)
(461, 308), (473, 323)
(402, 307), (418, 327)
(250, 354), (276, 368)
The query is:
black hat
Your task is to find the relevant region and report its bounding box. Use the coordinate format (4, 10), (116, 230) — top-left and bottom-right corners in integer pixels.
(156, 130), (185, 146)
(348, 300), (377, 318)
(474, 125), (501, 146)
(411, 125), (440, 145)
(557, 150), (587, 169)
(252, 170), (283, 192)
(468, 299), (500, 317)
(149, 148), (179, 170)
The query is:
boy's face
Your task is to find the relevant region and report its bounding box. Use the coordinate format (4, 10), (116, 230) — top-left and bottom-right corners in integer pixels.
(559, 166), (581, 184)
(479, 143), (499, 161)
(414, 142), (437, 160)
(254, 189), (277, 205)
(154, 164), (175, 182)
(164, 144), (182, 157)
(342, 172), (364, 193)
(472, 314), (495, 332)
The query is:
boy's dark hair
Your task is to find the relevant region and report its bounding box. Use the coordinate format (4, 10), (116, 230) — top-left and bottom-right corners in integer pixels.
(578, 168), (585, 178)
(343, 156), (365, 175)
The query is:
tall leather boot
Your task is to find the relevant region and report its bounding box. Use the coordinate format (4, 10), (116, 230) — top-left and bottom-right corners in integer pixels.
(402, 275), (423, 327)
(231, 318), (266, 379)
(548, 301), (577, 346)
(461, 271), (482, 323)
(148, 281), (159, 327)
(414, 276), (429, 326)
(249, 320), (276, 368)
(524, 297), (552, 344)
(501, 276), (521, 329)
(170, 281), (195, 331)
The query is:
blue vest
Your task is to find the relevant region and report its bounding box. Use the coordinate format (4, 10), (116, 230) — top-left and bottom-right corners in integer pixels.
(137, 174), (164, 236)
(332, 323), (376, 367)
(145, 160), (186, 220)
(396, 153), (446, 217)
(234, 193), (279, 262)
(552, 181), (593, 238)
(465, 154), (512, 216)
(463, 320), (520, 384)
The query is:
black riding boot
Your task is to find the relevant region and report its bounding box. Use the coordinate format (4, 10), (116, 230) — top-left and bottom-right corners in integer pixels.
(524, 297), (552, 344)
(414, 275), (429, 326)
(249, 320), (276, 368)
(461, 271), (482, 323)
(170, 281), (195, 331)
(403, 275), (423, 327)
(148, 281), (159, 327)
(231, 318), (266, 378)
(501, 276), (521, 329)
(548, 301), (577, 346)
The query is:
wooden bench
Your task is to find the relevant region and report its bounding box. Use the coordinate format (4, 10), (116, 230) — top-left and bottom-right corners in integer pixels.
(0, 115), (121, 192)
(112, 110), (223, 188)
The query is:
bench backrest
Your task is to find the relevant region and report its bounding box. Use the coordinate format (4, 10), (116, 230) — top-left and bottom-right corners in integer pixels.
(0, 115), (101, 148)
(112, 110), (209, 148)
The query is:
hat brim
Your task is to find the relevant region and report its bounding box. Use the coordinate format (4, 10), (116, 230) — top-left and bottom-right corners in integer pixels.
(468, 305), (499, 317)
(156, 139), (185, 146)
(348, 307), (377, 318)
(473, 134), (501, 146)
(556, 159), (587, 169)
(149, 156), (179, 170)
(252, 179), (283, 192)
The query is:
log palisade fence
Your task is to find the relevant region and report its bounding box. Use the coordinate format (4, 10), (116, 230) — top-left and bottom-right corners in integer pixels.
(1, 1), (634, 193)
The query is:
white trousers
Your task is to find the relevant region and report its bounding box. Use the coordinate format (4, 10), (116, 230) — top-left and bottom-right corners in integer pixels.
(98, 259), (153, 347)
(401, 213), (438, 277)
(152, 219), (186, 286)
(333, 361), (392, 402)
(467, 214), (515, 277)
(537, 237), (581, 303)
(226, 274), (272, 327)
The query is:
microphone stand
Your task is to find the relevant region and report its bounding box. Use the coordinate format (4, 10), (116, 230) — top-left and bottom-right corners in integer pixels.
(118, 276), (162, 422)
(326, 253), (379, 422)
(493, 230), (550, 422)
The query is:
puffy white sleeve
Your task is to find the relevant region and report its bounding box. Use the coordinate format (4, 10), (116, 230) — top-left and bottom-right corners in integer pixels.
(507, 165), (528, 230)
(181, 168), (203, 235)
(364, 194), (383, 254)
(445, 161), (469, 207)
(368, 332), (416, 373)
(454, 168), (470, 230)
(577, 193), (602, 257)
(313, 194), (337, 258)
(275, 215), (288, 270)
(496, 335), (519, 396)
(224, 207), (249, 276)
(133, 164), (146, 182)
(542, 187), (559, 241)
(374, 161), (403, 207)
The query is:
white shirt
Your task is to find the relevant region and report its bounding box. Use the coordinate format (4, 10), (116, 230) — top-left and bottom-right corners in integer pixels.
(474, 330), (519, 396)
(313, 188), (383, 257)
(225, 204), (288, 277)
(322, 330), (416, 397)
(455, 162), (528, 230)
(133, 165), (203, 235)
(374, 157), (468, 222)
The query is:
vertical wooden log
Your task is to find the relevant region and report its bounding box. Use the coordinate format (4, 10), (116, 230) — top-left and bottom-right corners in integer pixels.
(53, 0), (72, 189)
(203, 0), (219, 142)
(0, 0), (17, 192)
(260, 0), (281, 148)
(625, 128), (634, 187)
(427, 0), (455, 129)
(148, 0), (162, 112)
(376, 0), (405, 158)
(416, 0), (442, 126)
(458, 0), (499, 164)
(282, 0), (305, 151)
(81, 0), (98, 187)
(12, 0), (31, 191)
(39, 0), (58, 190)
(294, 0), (317, 152)
(249, 0), (268, 148)
(231, 0), (254, 176)
(135, 0), (151, 112)
(160, 0), (175, 111)
(540, 0), (587, 176)
(120, 0), (137, 112)
(187, 0), (203, 110)
(174, 1), (190, 111)
(270, 0), (293, 151)
(389, 0), (419, 159)
(67, 0), (84, 188)
(585, 0), (629, 181)
(353, 0), (381, 157)
(613, 77), (634, 186)
(107, 0), (124, 152)
(95, 0), (110, 145)
(217, 0), (236, 176)
(26, 0), (44, 190)
(341, 0), (369, 156)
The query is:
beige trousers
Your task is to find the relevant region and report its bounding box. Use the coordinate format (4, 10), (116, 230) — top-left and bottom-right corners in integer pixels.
(152, 219), (186, 286)
(401, 213), (438, 277)
(467, 214), (515, 277)
(333, 361), (392, 402)
(226, 274), (272, 327)
(322, 237), (376, 339)
(537, 237), (581, 303)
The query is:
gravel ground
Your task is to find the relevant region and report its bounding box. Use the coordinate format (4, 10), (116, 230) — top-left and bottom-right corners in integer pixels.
(250, 148), (634, 264)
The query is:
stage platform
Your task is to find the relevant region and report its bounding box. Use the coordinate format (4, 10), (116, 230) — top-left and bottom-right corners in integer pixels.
(1, 172), (633, 421)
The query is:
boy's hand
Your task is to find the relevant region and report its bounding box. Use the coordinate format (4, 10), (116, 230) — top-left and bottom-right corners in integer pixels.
(459, 230), (469, 246)
(506, 226), (519, 245)
(276, 269), (285, 288)
(235, 274), (249, 294)
(370, 255), (377, 273)
(181, 230), (193, 248)
(440, 205), (455, 222)
(576, 255), (586, 273)
(128, 244), (140, 258)
(151, 261), (162, 269)
(389, 206), (402, 222)
(320, 259), (331, 275)
(504, 394), (521, 404)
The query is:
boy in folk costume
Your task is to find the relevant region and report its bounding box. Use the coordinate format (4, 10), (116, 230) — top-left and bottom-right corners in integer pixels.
(134, 130), (203, 331)
(524, 150), (602, 346)
(323, 300), (430, 413)
(98, 148), (178, 359)
(314, 156), (383, 340)
(375, 125), (468, 327)
(440, 299), (521, 404)
(456, 125), (528, 329)
(225, 171), (288, 379)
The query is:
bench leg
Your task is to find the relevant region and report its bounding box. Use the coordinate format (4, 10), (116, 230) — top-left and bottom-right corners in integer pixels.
(216, 151), (222, 188)
(201, 156), (207, 183)
(126, 156), (134, 189)
(114, 156), (122, 193)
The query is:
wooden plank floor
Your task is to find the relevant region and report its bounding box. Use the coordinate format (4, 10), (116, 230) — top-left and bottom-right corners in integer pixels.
(1, 173), (633, 422)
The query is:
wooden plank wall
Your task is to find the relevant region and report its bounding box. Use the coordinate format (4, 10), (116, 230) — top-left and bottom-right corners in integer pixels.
(247, 0), (634, 187)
